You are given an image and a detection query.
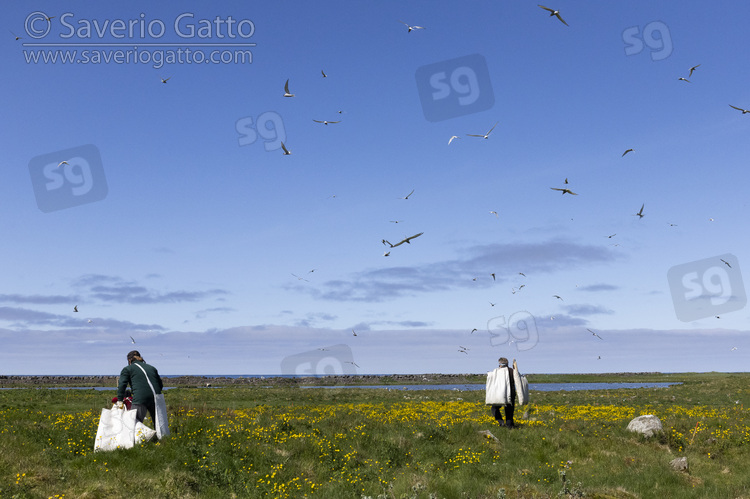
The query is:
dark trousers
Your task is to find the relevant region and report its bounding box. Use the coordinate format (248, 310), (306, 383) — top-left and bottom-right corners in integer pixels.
(491, 404), (515, 427)
(132, 400), (156, 425)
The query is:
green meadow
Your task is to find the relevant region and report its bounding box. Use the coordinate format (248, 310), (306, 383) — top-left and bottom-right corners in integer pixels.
(1, 372), (749, 498)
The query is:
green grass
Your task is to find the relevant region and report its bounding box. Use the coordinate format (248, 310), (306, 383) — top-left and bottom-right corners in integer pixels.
(1, 373), (749, 498)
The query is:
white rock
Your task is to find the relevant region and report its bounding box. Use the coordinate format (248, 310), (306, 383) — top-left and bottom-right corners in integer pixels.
(626, 414), (663, 437)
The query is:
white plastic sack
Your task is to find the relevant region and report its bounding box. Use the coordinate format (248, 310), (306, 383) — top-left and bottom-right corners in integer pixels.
(485, 368), (511, 405)
(153, 393), (170, 439)
(94, 407), (156, 451)
(514, 373), (530, 405)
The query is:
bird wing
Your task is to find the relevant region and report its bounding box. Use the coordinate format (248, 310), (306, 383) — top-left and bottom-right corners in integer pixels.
(538, 5), (554, 13)
(284, 79), (290, 93)
(313, 120), (324, 123)
(403, 189), (414, 198)
(555, 13), (569, 26)
(729, 104), (747, 112)
(466, 134), (485, 137)
(486, 121), (499, 135)
(550, 187), (564, 192)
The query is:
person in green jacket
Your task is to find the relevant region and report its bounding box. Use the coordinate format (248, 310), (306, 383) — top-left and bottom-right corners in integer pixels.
(117, 350), (163, 425)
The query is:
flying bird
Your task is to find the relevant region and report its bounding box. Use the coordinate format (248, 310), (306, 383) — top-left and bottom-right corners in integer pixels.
(291, 273), (309, 282)
(491, 273), (496, 281)
(490, 211), (498, 217)
(10, 31), (22, 40)
(448, 135), (460, 145)
(345, 361), (360, 367)
(467, 121), (499, 139)
(553, 295), (563, 300)
(352, 329), (357, 336)
(383, 251), (390, 257)
(160, 76), (171, 84)
(587, 328), (603, 340)
(399, 20), (425, 32)
(130, 336), (136, 344)
(388, 232), (424, 248)
(729, 104), (750, 114)
(74, 305), (78, 312)
(57, 160), (69, 168)
(280, 142), (292, 155)
(518, 272), (526, 277)
(400, 189), (415, 200)
(678, 77), (691, 83)
(283, 79), (294, 97)
(45, 15), (56, 23)
(607, 234), (616, 238)
(720, 259), (732, 268)
(471, 328), (478, 334)
(321, 70), (327, 77)
(688, 64), (701, 77)
(489, 302), (496, 307)
(389, 221), (403, 224)
(538, 5), (569, 26)
(635, 203), (645, 219)
(550, 187), (578, 195)
(87, 319), (93, 324)
(622, 148), (634, 157)
(313, 119), (341, 125)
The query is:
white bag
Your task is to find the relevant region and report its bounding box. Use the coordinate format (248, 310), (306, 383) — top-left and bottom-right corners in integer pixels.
(512, 359), (530, 405)
(153, 393), (170, 438)
(134, 363), (170, 439)
(485, 367), (511, 405)
(94, 407), (155, 451)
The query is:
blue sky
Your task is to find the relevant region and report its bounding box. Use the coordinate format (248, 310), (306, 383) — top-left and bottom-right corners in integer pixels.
(2, 1), (749, 375)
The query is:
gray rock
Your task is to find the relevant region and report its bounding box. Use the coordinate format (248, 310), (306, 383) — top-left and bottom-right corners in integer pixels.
(626, 414), (663, 437)
(670, 456), (688, 472)
(478, 430), (499, 442)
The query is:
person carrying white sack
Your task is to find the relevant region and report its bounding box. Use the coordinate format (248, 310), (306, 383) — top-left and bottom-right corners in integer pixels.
(485, 357), (528, 428)
(116, 350), (170, 439)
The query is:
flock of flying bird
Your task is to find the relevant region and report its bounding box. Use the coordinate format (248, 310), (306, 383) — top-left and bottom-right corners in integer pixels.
(41, 6), (746, 363)
(273, 7), (748, 363)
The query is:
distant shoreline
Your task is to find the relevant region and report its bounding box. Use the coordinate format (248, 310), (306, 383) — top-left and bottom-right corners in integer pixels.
(0, 371), (701, 388)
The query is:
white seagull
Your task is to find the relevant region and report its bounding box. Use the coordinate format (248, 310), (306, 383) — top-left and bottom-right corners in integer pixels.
(538, 5), (569, 26)
(160, 76), (171, 84)
(283, 79), (295, 97)
(280, 142), (292, 155)
(635, 203), (645, 219)
(387, 232), (424, 248)
(688, 64), (701, 77)
(400, 189), (415, 200)
(57, 160), (69, 168)
(448, 135), (460, 145)
(729, 104), (750, 114)
(467, 121), (499, 139)
(399, 20), (425, 32)
(587, 328), (603, 340)
(313, 119), (341, 125)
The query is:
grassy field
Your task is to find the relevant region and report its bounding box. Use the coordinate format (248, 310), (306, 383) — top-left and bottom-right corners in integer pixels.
(1, 373), (749, 498)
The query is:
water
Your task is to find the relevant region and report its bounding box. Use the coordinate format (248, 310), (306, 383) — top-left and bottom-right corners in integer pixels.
(301, 382), (680, 391)
(0, 381), (681, 392)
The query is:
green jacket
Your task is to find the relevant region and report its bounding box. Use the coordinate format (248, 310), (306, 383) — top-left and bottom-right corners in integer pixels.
(117, 360), (163, 405)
